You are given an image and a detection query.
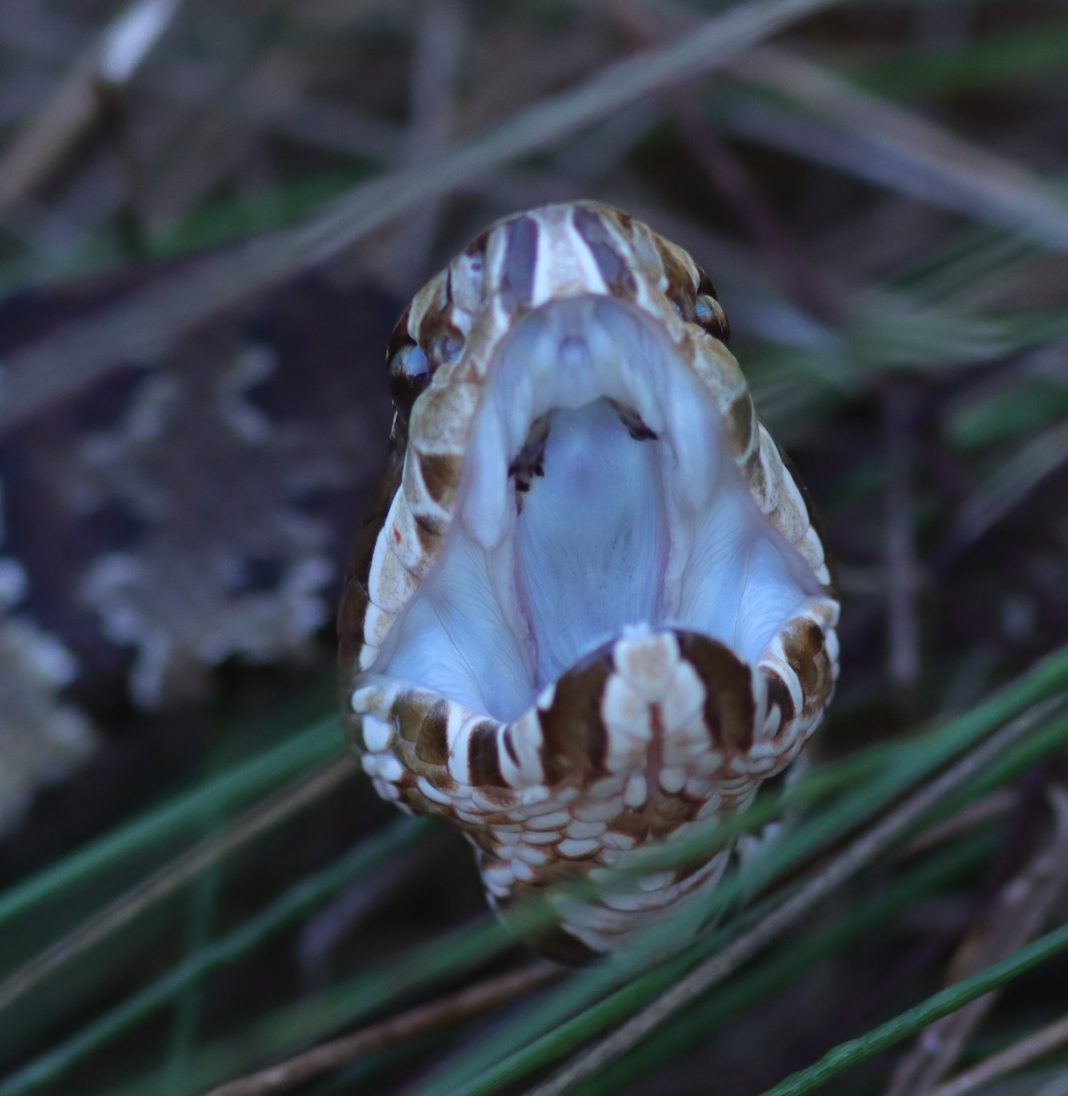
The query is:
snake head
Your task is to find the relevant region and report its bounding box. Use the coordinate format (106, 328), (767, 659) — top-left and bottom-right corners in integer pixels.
(339, 201), (839, 958)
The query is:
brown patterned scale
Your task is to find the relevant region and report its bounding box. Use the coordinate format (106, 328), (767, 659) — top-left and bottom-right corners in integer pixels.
(339, 201), (839, 958)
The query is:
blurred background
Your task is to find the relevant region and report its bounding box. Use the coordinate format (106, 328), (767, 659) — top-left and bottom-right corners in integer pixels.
(1, 1), (1067, 1093)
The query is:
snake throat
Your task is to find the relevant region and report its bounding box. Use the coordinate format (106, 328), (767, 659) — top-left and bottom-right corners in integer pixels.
(339, 201), (840, 958)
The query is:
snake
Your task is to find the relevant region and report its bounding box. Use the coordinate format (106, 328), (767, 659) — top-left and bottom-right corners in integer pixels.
(338, 201), (839, 959)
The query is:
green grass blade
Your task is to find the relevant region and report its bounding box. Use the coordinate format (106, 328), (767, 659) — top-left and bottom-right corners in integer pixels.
(484, 834), (993, 1096)
(0, 716), (339, 928)
(759, 919), (1068, 1096)
(0, 816), (428, 1096)
(584, 833), (994, 1094)
(412, 648), (1068, 1094)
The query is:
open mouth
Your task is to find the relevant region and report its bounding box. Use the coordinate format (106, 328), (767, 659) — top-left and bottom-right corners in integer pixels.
(341, 201), (839, 956)
(374, 296), (822, 726)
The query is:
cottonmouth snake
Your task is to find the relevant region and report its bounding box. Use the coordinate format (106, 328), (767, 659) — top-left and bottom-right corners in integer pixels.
(339, 201), (839, 958)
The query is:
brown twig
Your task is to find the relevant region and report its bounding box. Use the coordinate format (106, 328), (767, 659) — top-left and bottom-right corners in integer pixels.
(896, 790), (1014, 858)
(884, 382), (921, 700)
(600, 0), (843, 323)
(375, 0), (467, 293)
(928, 1012), (1068, 1096)
(205, 961), (564, 1096)
(525, 704), (1062, 1096)
(0, 752), (358, 1014)
(0, 0), (183, 217)
(884, 785), (1068, 1096)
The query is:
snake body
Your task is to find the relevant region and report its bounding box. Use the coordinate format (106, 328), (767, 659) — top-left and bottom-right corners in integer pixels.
(339, 201), (839, 958)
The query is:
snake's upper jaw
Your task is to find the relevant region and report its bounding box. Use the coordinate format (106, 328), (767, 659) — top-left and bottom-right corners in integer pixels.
(367, 295), (829, 732)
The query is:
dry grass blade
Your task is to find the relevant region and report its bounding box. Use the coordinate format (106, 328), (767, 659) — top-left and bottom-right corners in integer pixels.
(727, 45), (1068, 247)
(205, 961), (563, 1096)
(599, 0), (843, 322)
(0, 0), (182, 216)
(943, 419), (1068, 560)
(929, 1013), (1068, 1096)
(897, 791), (1015, 859)
(0, 0), (845, 433)
(0, 752), (357, 1014)
(885, 785), (1068, 1095)
(374, 0), (467, 292)
(883, 383), (920, 696)
(524, 704), (1062, 1096)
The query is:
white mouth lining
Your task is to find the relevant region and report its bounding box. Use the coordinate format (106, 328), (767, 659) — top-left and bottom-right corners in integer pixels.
(374, 297), (819, 722)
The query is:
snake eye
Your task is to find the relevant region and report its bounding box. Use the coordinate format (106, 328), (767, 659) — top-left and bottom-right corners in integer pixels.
(691, 267), (729, 343)
(694, 292), (730, 344)
(388, 342), (431, 419)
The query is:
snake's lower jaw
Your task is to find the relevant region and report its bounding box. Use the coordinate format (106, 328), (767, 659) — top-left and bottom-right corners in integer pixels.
(353, 609), (835, 956)
(342, 202), (840, 956)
